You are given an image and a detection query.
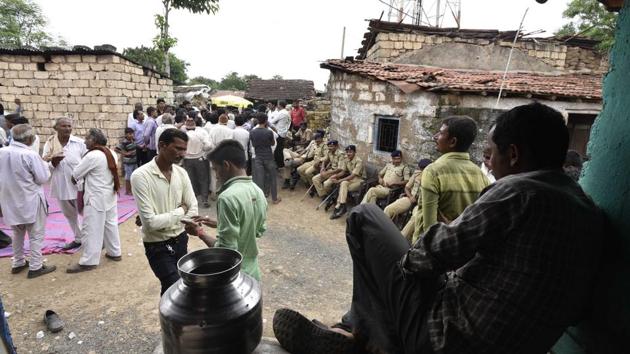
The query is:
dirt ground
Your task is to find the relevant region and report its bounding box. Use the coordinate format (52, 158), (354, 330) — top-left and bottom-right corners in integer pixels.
(0, 184), (353, 353)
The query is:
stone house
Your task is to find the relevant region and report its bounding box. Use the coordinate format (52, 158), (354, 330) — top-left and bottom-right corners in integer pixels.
(358, 19), (608, 74)
(319, 20), (605, 166)
(0, 46), (174, 149)
(321, 59), (602, 166)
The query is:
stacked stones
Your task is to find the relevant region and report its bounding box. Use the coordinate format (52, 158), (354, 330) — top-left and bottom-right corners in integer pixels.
(0, 51), (174, 148)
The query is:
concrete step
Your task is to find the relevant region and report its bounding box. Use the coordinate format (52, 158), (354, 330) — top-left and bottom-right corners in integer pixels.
(153, 337), (289, 354)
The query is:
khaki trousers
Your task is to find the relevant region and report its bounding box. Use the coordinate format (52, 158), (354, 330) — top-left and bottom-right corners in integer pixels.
(297, 161), (317, 183)
(336, 177), (363, 207)
(383, 197), (413, 219)
(401, 206), (420, 243)
(282, 149), (305, 179)
(361, 185), (391, 204)
(313, 173), (335, 197)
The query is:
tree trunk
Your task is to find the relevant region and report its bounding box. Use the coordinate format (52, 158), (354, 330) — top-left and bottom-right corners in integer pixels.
(163, 2), (171, 76)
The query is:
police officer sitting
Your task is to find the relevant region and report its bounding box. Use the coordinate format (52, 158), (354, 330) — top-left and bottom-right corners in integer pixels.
(360, 150), (411, 205)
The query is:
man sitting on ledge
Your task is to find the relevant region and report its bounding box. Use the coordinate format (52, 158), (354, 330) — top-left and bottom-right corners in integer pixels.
(272, 102), (605, 354)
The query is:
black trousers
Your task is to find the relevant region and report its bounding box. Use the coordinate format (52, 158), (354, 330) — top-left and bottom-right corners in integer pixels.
(344, 204), (436, 354)
(136, 148), (149, 167)
(144, 232), (189, 296)
(182, 158), (210, 200)
(274, 136), (285, 168)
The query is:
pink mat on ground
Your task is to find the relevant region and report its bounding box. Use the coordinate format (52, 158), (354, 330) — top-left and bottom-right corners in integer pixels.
(0, 185), (137, 258)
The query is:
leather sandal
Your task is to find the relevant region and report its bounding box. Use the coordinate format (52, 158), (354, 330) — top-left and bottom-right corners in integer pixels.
(44, 310), (64, 333)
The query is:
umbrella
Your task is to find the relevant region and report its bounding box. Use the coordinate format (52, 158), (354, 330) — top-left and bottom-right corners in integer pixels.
(210, 95), (253, 108)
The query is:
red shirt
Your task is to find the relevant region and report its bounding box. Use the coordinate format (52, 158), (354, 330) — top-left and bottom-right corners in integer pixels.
(290, 107), (306, 127)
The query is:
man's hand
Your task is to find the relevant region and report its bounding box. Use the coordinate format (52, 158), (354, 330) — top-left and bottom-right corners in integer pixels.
(329, 177), (338, 184)
(192, 215), (217, 228)
(51, 154), (65, 167)
(409, 196), (417, 204)
(179, 203), (189, 214)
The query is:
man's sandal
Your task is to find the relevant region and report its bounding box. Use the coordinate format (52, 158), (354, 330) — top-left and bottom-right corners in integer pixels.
(273, 308), (358, 354)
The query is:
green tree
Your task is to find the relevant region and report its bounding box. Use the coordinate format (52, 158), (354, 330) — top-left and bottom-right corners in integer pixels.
(555, 0), (617, 51)
(218, 72), (247, 90)
(0, 0), (51, 47)
(189, 76), (219, 88)
(122, 46), (189, 83)
(271, 74), (284, 80)
(154, 0), (219, 75)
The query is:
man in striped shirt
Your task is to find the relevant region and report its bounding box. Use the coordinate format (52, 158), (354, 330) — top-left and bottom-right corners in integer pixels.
(413, 116), (489, 242)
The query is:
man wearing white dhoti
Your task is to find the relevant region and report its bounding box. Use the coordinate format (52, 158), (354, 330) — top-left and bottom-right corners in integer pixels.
(42, 117), (86, 250)
(67, 128), (122, 273)
(0, 124), (56, 278)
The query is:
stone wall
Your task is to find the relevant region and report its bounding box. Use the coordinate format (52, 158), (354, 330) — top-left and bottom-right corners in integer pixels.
(0, 53), (174, 148)
(365, 32), (607, 74)
(304, 98), (331, 130)
(326, 71), (602, 168)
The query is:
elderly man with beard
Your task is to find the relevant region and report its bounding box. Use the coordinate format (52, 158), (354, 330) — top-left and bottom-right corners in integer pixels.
(131, 128), (198, 295)
(67, 128), (122, 273)
(42, 117), (86, 250)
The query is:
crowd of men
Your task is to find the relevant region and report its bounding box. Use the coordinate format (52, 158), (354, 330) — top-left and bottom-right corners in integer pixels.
(0, 97), (597, 354)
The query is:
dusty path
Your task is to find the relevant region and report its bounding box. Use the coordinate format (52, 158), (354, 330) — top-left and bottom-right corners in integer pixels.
(0, 185), (353, 353)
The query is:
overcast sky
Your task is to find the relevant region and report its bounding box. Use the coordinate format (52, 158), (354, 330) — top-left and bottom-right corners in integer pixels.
(37, 0), (570, 90)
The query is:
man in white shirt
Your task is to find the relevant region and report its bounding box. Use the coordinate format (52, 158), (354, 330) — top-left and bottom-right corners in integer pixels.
(131, 128), (198, 295)
(127, 102), (143, 128)
(42, 117), (87, 250)
(6, 115), (40, 153)
(183, 116), (213, 208)
(270, 101), (291, 169)
(232, 114), (250, 164)
(208, 113), (234, 198)
(0, 124), (56, 278)
(155, 113), (176, 153)
(67, 128), (122, 273)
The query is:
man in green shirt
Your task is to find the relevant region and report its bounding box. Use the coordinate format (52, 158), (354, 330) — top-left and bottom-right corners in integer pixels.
(186, 140), (268, 281)
(414, 116), (489, 242)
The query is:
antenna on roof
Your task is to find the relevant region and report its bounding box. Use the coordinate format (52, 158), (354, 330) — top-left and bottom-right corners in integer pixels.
(384, 0), (461, 28)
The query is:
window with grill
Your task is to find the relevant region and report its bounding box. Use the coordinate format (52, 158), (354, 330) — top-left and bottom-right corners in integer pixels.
(375, 116), (400, 153)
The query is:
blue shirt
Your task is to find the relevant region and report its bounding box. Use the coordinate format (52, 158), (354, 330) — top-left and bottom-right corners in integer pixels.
(130, 119), (145, 147)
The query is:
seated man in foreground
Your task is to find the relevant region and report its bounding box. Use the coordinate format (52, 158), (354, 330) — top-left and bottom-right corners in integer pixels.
(273, 102), (605, 354)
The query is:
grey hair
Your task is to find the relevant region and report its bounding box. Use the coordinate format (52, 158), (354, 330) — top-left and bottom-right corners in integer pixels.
(87, 128), (108, 146)
(54, 117), (72, 128)
(11, 124), (35, 143)
(161, 113), (173, 124)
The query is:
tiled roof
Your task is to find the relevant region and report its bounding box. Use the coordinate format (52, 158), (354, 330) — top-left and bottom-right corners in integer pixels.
(0, 45), (169, 78)
(321, 59), (602, 100)
(245, 80), (315, 101)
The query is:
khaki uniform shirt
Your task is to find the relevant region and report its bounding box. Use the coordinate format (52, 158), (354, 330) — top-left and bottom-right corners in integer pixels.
(342, 156), (366, 179)
(295, 128), (313, 142)
(407, 170), (423, 198)
(312, 142), (328, 164)
(323, 149), (344, 170)
(380, 163), (412, 186)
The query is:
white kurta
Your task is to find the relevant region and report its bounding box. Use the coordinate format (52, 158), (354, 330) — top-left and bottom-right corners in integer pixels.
(42, 135), (86, 200)
(72, 150), (121, 265)
(0, 141), (50, 225)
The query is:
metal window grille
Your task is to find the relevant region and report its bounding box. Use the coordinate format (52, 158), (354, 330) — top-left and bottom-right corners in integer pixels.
(376, 116), (399, 152)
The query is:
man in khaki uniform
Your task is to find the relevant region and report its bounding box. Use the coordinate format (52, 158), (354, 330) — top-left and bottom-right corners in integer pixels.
(311, 140), (344, 197)
(329, 145), (365, 219)
(297, 133), (327, 184)
(383, 158), (432, 219)
(361, 150), (411, 204)
(282, 132), (322, 190)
